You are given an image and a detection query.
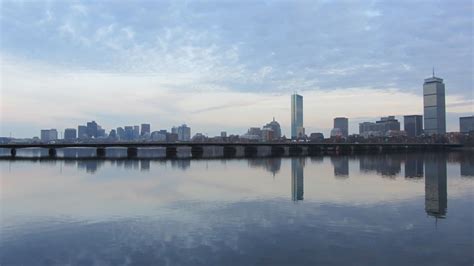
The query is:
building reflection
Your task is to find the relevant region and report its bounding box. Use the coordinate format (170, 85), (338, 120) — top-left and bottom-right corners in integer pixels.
(170, 159), (191, 170)
(459, 152), (474, 177)
(404, 154), (424, 178)
(248, 158), (281, 176)
(291, 158), (304, 201)
(424, 154), (447, 219)
(330, 156), (349, 178)
(359, 154), (402, 177)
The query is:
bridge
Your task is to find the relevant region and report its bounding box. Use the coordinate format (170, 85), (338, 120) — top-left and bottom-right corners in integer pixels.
(0, 142), (462, 158)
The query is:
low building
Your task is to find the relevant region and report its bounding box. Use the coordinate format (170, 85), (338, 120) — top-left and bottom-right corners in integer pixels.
(64, 128), (77, 140)
(460, 116), (474, 133)
(40, 129), (58, 142)
(404, 115), (423, 137)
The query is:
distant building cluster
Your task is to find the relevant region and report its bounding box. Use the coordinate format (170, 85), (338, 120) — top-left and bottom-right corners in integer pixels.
(3, 71), (472, 145)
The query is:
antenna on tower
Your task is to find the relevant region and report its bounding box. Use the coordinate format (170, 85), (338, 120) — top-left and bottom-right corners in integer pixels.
(432, 67), (435, 78)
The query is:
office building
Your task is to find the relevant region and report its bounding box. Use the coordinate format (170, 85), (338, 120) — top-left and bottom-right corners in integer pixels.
(86, 121), (98, 138)
(124, 126), (134, 140)
(359, 116), (400, 138)
(291, 93), (304, 139)
(459, 116), (474, 133)
(221, 131), (227, 138)
(133, 126), (140, 139)
(333, 117), (349, 138)
(404, 115), (423, 137)
(78, 125), (88, 139)
(116, 127), (125, 140)
(64, 128), (77, 140)
(40, 129), (58, 142)
(141, 123), (151, 136)
(423, 72), (446, 135)
(177, 124), (191, 141)
(263, 118), (282, 140)
(376, 116), (400, 133)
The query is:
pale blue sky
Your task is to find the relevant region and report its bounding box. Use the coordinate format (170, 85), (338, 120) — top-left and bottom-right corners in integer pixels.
(1, 0), (472, 137)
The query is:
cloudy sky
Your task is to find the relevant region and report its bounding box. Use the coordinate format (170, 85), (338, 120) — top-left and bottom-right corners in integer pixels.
(1, 0), (472, 138)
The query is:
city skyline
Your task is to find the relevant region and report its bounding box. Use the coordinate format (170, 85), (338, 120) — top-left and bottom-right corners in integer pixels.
(1, 1), (472, 137)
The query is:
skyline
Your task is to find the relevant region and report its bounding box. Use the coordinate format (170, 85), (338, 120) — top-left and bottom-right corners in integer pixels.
(1, 1), (473, 137)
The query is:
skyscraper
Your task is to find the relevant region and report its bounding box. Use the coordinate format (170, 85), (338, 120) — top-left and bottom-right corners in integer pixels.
(423, 71), (446, 135)
(291, 93), (303, 139)
(86, 121), (98, 138)
(177, 124), (191, 141)
(404, 115), (423, 137)
(333, 117), (349, 138)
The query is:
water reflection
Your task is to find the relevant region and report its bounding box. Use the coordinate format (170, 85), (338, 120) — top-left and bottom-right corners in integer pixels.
(360, 154), (402, 177)
(405, 153), (424, 178)
(248, 158), (281, 176)
(424, 154), (447, 219)
(291, 158), (304, 201)
(330, 156), (349, 178)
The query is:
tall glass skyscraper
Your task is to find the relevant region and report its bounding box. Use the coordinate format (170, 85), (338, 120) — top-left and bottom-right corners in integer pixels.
(423, 72), (446, 135)
(291, 93), (303, 139)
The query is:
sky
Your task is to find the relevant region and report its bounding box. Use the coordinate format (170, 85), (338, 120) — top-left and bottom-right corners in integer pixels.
(0, 0), (472, 138)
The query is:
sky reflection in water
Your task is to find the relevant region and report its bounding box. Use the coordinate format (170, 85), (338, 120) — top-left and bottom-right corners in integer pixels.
(1, 151), (473, 265)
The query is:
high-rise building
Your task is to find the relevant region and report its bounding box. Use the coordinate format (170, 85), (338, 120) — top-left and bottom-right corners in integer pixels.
(124, 126), (134, 140)
(177, 124), (191, 141)
(459, 116), (474, 133)
(423, 72), (446, 135)
(86, 121), (98, 138)
(291, 93), (303, 139)
(64, 128), (77, 140)
(141, 123), (151, 136)
(78, 125), (88, 139)
(116, 127), (125, 140)
(333, 117), (349, 138)
(404, 115), (423, 137)
(40, 129), (58, 142)
(220, 131), (227, 138)
(133, 126), (140, 139)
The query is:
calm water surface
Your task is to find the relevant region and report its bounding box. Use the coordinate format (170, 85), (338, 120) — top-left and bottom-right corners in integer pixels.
(1, 150), (473, 265)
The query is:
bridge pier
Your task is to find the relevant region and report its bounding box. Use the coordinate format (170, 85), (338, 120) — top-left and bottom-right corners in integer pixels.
(270, 146), (285, 157)
(166, 147), (178, 157)
(191, 146), (204, 157)
(96, 148), (106, 157)
(127, 147), (138, 158)
(244, 146), (258, 157)
(223, 146), (237, 157)
(48, 148), (57, 157)
(10, 148), (16, 158)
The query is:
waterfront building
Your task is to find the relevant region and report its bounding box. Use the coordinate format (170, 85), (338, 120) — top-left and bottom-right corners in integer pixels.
(151, 131), (167, 141)
(78, 126), (88, 139)
(176, 124), (191, 141)
(133, 126), (140, 140)
(291, 93), (303, 139)
(333, 117), (349, 138)
(263, 118), (282, 140)
(459, 116), (474, 133)
(261, 127), (274, 142)
(376, 116), (400, 133)
(64, 128), (77, 140)
(86, 121), (98, 138)
(243, 127), (262, 140)
(404, 115), (423, 137)
(423, 72), (446, 135)
(221, 131), (227, 138)
(40, 129), (58, 142)
(359, 122), (382, 138)
(141, 124), (151, 136)
(359, 116), (400, 138)
(330, 128), (343, 138)
(309, 133), (324, 142)
(116, 127), (125, 140)
(124, 126), (134, 140)
(108, 129), (117, 140)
